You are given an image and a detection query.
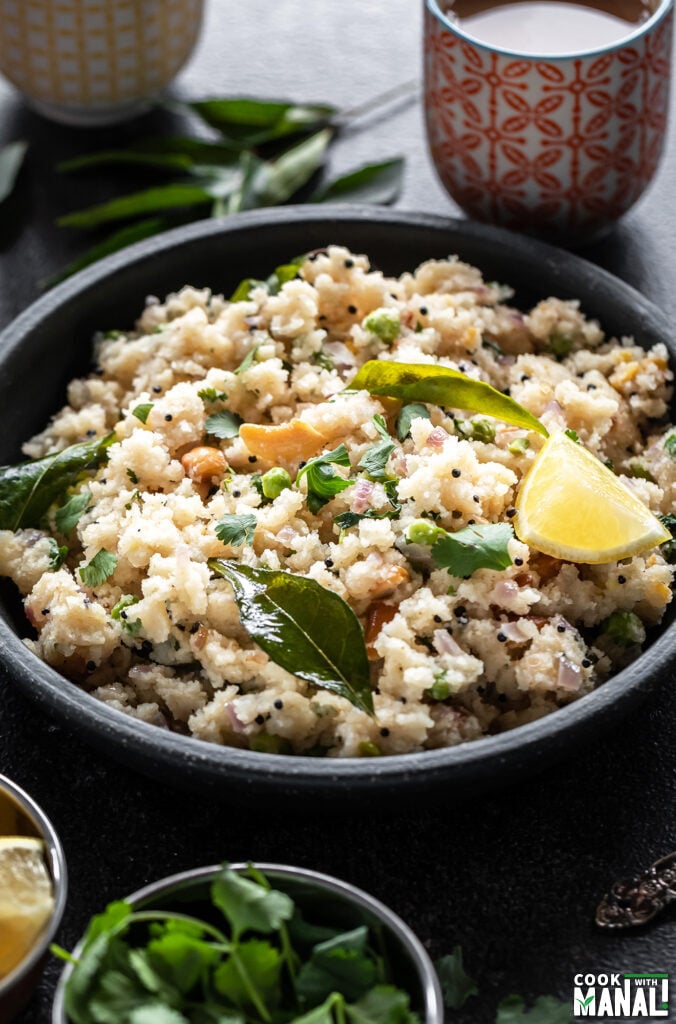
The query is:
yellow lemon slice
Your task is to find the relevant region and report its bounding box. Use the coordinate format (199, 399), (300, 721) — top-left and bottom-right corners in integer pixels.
(0, 836), (55, 979)
(514, 430), (671, 564)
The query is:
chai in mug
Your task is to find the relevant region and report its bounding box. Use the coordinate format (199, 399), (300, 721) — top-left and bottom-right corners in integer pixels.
(424, 0), (674, 239)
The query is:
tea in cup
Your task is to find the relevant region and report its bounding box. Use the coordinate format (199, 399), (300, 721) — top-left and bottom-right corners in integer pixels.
(424, 0), (674, 239)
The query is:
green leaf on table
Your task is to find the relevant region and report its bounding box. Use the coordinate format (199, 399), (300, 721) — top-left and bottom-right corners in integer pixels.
(57, 184), (213, 228)
(205, 410), (242, 438)
(496, 995), (573, 1023)
(396, 403), (430, 441)
(296, 442), (351, 514)
(208, 560), (373, 713)
(190, 97), (335, 147)
(55, 488), (91, 534)
(358, 415), (395, 480)
(350, 361), (548, 437)
(215, 513), (257, 547)
(435, 947), (478, 1010)
(79, 548), (118, 587)
(211, 864), (294, 940)
(58, 137), (240, 173)
(213, 939), (282, 1010)
(48, 218), (166, 285)
(311, 158), (404, 205)
(346, 984), (419, 1024)
(0, 433), (114, 530)
(0, 140), (27, 205)
(296, 927), (377, 1006)
(245, 129), (333, 208)
(431, 523), (513, 577)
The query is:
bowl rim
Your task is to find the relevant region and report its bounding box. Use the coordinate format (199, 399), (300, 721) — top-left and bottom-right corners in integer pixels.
(0, 773), (68, 997)
(0, 204), (674, 794)
(51, 860), (444, 1024)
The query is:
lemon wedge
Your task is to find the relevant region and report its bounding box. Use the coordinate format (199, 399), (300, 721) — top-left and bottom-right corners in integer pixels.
(0, 836), (55, 979)
(514, 430), (671, 564)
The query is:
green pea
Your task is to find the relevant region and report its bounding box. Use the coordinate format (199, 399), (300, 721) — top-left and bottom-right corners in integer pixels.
(362, 308), (400, 344)
(406, 519), (442, 546)
(261, 467), (292, 500)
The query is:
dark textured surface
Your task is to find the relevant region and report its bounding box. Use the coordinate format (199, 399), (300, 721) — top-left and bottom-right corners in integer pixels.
(0, 1), (675, 1021)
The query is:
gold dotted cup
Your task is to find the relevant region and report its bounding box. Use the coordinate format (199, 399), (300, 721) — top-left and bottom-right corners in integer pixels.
(0, 0), (204, 126)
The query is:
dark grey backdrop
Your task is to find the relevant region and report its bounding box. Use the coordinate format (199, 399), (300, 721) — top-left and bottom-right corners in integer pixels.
(1, 2), (675, 1021)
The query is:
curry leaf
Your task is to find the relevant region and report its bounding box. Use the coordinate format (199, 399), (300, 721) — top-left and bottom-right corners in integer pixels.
(215, 513), (257, 547)
(211, 865), (294, 940)
(208, 560), (373, 713)
(58, 137), (240, 173)
(57, 184), (213, 228)
(55, 489), (91, 534)
(190, 98), (335, 147)
(311, 158), (404, 205)
(0, 140), (28, 204)
(79, 548), (118, 587)
(350, 362), (548, 437)
(245, 129), (333, 208)
(205, 410), (242, 439)
(0, 433), (114, 531)
(435, 947), (478, 1010)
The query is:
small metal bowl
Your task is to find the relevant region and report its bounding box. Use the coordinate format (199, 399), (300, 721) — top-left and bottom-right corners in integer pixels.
(52, 862), (443, 1024)
(0, 774), (68, 1022)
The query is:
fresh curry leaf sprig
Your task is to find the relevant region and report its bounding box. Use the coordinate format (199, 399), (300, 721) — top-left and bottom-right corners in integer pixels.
(54, 91), (407, 282)
(53, 863), (420, 1024)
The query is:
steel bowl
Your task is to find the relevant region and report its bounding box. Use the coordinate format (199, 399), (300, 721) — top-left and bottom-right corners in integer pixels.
(51, 861), (444, 1024)
(0, 774), (68, 1022)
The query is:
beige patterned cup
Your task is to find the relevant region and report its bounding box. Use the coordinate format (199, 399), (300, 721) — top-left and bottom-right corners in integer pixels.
(424, 0), (674, 241)
(0, 0), (204, 126)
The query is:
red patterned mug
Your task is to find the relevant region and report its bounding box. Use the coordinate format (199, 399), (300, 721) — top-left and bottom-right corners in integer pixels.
(424, 0), (674, 240)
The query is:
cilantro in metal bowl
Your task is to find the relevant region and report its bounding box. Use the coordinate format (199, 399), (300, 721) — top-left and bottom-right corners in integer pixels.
(51, 862), (443, 1024)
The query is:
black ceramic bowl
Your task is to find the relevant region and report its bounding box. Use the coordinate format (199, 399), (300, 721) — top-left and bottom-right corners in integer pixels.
(0, 207), (674, 801)
(0, 774), (68, 1022)
(51, 862), (444, 1024)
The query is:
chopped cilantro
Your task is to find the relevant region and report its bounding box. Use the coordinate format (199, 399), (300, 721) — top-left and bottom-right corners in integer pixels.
(79, 548), (118, 587)
(235, 345), (260, 375)
(131, 403), (153, 424)
(406, 520), (513, 577)
(296, 443), (351, 514)
(55, 489), (91, 534)
(358, 415), (396, 479)
(111, 595), (142, 635)
(47, 538), (68, 571)
(126, 468), (138, 485)
(215, 512), (257, 546)
(396, 403), (430, 441)
(205, 410), (243, 439)
(198, 387), (228, 402)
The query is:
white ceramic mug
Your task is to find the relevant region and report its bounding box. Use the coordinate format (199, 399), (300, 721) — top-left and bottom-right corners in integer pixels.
(0, 0), (204, 126)
(424, 0), (674, 240)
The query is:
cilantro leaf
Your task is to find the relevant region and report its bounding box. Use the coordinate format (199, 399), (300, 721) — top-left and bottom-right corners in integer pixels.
(55, 489), (91, 534)
(111, 595), (143, 636)
(215, 513), (257, 547)
(47, 538), (69, 570)
(213, 939), (282, 1010)
(297, 927), (377, 1006)
(435, 947), (478, 1010)
(205, 410), (243, 439)
(664, 434), (676, 458)
(346, 984), (418, 1024)
(211, 864), (293, 941)
(199, 387), (228, 403)
(396, 403), (430, 441)
(235, 346), (260, 375)
(428, 523), (513, 577)
(296, 443), (351, 513)
(79, 548), (118, 587)
(496, 995), (573, 1023)
(132, 403), (154, 424)
(358, 415), (396, 480)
